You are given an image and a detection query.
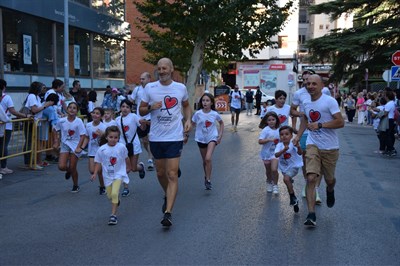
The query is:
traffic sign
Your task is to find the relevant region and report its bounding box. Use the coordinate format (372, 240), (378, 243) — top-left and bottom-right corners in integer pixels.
(382, 70), (391, 82)
(391, 66), (400, 81)
(392, 50), (400, 66)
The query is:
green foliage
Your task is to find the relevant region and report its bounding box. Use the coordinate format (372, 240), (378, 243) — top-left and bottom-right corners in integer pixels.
(133, 0), (293, 74)
(307, 0), (400, 87)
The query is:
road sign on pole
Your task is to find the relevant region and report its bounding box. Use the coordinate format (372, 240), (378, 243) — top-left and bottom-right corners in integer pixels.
(391, 66), (400, 81)
(392, 50), (400, 66)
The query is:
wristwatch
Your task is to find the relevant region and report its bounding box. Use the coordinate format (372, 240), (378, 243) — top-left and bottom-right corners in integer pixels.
(147, 105), (152, 111)
(318, 122), (323, 129)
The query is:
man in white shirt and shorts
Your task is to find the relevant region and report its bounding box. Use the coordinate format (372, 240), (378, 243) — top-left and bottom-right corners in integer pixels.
(294, 74), (344, 227)
(139, 58), (192, 227)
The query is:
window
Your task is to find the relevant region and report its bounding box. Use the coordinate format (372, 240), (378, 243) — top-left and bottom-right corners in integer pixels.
(278, 36), (288, 48)
(326, 24), (330, 30)
(298, 34), (306, 44)
(91, 0), (125, 20)
(299, 9), (308, 23)
(319, 24), (323, 30)
(3, 10), (52, 74)
(93, 34), (124, 78)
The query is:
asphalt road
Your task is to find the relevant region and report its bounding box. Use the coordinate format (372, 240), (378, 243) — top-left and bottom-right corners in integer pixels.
(1, 113), (399, 265)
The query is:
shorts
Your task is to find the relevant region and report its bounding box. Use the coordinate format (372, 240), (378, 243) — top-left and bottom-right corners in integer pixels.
(230, 107), (241, 114)
(282, 167), (300, 178)
(150, 141), (183, 159)
(137, 123), (150, 138)
(305, 144), (339, 180)
(60, 142), (73, 153)
(300, 132), (308, 150)
(197, 141), (216, 149)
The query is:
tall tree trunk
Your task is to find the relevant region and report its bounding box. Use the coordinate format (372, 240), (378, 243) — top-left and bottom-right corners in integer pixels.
(186, 37), (206, 110)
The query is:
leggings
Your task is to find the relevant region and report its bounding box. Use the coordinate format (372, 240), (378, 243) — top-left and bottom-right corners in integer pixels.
(106, 179), (122, 204)
(0, 130), (12, 168)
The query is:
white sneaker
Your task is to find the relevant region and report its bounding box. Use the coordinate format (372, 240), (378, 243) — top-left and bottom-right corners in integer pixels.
(272, 185), (279, 195)
(316, 189), (322, 205)
(0, 167), (13, 174)
(147, 159), (154, 171)
(266, 182), (273, 193)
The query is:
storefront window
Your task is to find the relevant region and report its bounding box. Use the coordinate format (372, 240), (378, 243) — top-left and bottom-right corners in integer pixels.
(2, 10), (52, 74)
(91, 0), (125, 20)
(93, 34), (124, 79)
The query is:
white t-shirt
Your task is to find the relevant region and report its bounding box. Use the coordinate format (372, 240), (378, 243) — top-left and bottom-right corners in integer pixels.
(259, 126), (280, 160)
(142, 80), (189, 142)
(54, 117), (86, 151)
(274, 142), (303, 173)
(44, 89), (65, 116)
(267, 104), (291, 126)
(86, 121), (107, 156)
(0, 94), (14, 130)
(303, 94), (341, 150)
(103, 119), (118, 128)
(230, 91), (243, 109)
(373, 106), (384, 130)
(131, 85), (151, 120)
(384, 100), (396, 119)
(94, 143), (129, 186)
(25, 94), (44, 119)
(115, 113), (142, 155)
(192, 109), (222, 144)
(88, 101), (95, 113)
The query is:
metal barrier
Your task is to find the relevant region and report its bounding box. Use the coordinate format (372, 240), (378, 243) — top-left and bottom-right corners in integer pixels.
(0, 115), (87, 170)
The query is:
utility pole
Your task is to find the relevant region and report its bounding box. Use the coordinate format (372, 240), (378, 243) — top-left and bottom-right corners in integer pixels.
(64, 0), (69, 89)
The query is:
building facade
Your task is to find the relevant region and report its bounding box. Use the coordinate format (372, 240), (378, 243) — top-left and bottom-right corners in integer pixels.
(0, 0), (130, 94)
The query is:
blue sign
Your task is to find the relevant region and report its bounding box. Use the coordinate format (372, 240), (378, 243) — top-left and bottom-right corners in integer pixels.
(391, 66), (400, 81)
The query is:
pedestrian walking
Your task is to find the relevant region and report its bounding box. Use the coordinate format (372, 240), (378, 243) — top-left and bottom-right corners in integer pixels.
(115, 100), (146, 197)
(191, 93), (224, 190)
(139, 57), (192, 227)
(274, 125), (303, 213)
(245, 88), (254, 115)
(85, 107), (107, 195)
(130, 72), (155, 171)
(255, 86), (262, 115)
(91, 126), (131, 225)
(229, 84), (244, 132)
(53, 102), (86, 192)
(258, 112), (280, 194)
(294, 74), (344, 227)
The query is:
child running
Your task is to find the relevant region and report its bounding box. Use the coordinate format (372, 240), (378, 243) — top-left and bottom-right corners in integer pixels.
(102, 108), (117, 128)
(85, 107), (107, 195)
(115, 100), (146, 197)
(258, 112), (280, 194)
(53, 102), (86, 192)
(91, 126), (131, 225)
(191, 93), (224, 190)
(274, 125), (303, 213)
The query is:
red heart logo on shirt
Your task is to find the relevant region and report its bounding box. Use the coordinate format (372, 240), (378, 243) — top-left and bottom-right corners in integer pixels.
(68, 129), (75, 136)
(110, 157), (117, 166)
(309, 109), (321, 122)
(278, 115), (287, 124)
(92, 133), (98, 139)
(273, 139), (279, 145)
(283, 153), (291, 160)
(123, 125), (129, 132)
(205, 120), (212, 128)
(164, 96), (178, 109)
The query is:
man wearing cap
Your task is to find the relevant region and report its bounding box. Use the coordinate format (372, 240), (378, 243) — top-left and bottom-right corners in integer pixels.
(101, 87), (121, 112)
(290, 69), (331, 204)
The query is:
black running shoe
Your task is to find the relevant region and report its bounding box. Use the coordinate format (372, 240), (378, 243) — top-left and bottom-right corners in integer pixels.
(304, 213), (316, 227)
(108, 215), (118, 225)
(162, 196), (167, 213)
(138, 162), (146, 179)
(161, 212), (172, 227)
(290, 196), (299, 213)
(205, 180), (212, 190)
(99, 186), (106, 195)
(65, 172), (71, 180)
(326, 188), (335, 208)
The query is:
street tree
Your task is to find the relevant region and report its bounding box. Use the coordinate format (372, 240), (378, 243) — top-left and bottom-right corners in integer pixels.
(306, 0), (400, 88)
(133, 0), (294, 102)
